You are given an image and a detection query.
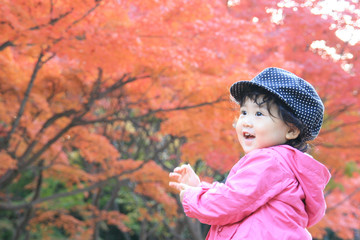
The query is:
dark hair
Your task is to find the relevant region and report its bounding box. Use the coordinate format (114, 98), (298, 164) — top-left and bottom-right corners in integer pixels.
(232, 85), (309, 152)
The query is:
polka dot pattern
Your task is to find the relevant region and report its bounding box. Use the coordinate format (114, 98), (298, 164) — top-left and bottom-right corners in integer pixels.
(230, 67), (324, 141)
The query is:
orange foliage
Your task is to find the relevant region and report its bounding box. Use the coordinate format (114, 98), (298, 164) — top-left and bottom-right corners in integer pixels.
(103, 211), (130, 232)
(131, 161), (178, 217)
(0, 150), (17, 176)
(30, 210), (86, 239)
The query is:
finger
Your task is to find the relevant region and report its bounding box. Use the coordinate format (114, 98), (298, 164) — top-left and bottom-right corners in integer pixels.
(169, 172), (182, 181)
(169, 181), (182, 192)
(173, 166), (186, 174)
(185, 164), (195, 173)
(169, 182), (189, 191)
(174, 164), (191, 175)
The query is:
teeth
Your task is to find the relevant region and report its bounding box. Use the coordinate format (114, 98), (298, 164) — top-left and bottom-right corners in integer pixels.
(244, 132), (254, 138)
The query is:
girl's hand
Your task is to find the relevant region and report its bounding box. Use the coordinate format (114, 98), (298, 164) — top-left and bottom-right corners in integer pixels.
(169, 164), (200, 190)
(168, 182), (192, 202)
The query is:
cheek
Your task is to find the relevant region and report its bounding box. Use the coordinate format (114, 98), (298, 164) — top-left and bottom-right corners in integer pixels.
(270, 126), (289, 142)
(235, 122), (244, 142)
(235, 120), (242, 134)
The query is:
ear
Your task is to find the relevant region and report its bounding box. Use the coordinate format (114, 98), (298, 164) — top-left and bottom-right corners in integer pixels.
(286, 125), (300, 140)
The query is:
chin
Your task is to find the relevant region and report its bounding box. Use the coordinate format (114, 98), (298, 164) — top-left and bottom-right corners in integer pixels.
(242, 148), (255, 154)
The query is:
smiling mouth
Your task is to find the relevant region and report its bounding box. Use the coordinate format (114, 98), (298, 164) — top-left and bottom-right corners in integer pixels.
(243, 132), (255, 139)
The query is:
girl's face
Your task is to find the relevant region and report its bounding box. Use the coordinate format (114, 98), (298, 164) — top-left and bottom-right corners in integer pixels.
(235, 96), (299, 154)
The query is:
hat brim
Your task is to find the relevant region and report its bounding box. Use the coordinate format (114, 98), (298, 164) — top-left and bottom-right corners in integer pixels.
(230, 80), (289, 108)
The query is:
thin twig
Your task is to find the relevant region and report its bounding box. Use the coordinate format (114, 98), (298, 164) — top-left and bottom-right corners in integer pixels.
(1, 51), (44, 150)
(327, 187), (360, 212)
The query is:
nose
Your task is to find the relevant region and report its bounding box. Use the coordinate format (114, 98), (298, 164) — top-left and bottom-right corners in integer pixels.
(241, 116), (253, 128)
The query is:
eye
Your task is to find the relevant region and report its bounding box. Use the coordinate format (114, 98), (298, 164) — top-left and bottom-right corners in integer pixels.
(240, 110), (247, 116)
(255, 111), (263, 116)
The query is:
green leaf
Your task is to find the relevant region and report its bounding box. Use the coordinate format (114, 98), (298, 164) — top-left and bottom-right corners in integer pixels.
(344, 161), (359, 177)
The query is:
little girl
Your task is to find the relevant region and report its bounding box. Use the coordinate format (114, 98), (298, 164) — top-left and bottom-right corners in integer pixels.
(169, 67), (331, 239)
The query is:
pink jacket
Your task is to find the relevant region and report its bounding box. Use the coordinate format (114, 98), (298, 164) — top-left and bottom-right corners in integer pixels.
(182, 145), (331, 239)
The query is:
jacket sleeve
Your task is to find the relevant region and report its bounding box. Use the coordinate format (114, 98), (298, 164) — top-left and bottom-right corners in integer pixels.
(182, 149), (293, 226)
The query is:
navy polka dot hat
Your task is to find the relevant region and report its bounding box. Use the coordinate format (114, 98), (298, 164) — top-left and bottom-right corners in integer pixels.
(230, 67), (324, 141)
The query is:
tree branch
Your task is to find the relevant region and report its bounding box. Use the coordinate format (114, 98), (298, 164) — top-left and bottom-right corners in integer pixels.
(0, 160), (147, 211)
(18, 109), (78, 164)
(66, 2), (101, 31)
(19, 122), (75, 170)
(0, 40), (14, 51)
(29, 10), (73, 30)
(0, 51), (44, 151)
(320, 120), (360, 135)
(13, 160), (43, 240)
(326, 186), (360, 212)
(0, 121), (74, 189)
(74, 96), (225, 126)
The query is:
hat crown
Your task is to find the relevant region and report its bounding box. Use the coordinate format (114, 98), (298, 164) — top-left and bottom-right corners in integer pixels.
(230, 67), (324, 141)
